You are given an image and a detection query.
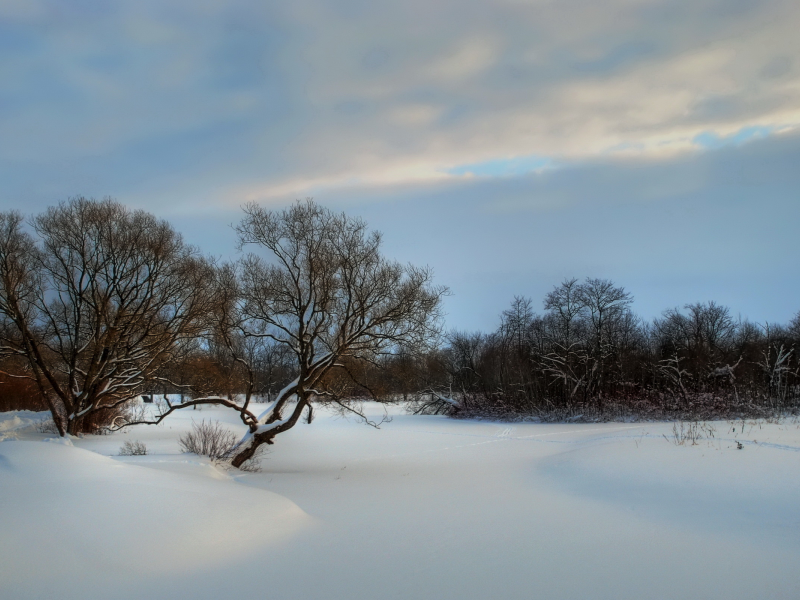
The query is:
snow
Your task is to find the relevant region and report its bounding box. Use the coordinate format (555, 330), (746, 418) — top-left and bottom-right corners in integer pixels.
(0, 411), (50, 439)
(41, 435), (74, 446)
(1, 405), (800, 599)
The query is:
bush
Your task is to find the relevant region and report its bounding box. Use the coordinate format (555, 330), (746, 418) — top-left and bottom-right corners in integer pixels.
(663, 420), (716, 446)
(178, 420), (238, 461)
(119, 440), (148, 455)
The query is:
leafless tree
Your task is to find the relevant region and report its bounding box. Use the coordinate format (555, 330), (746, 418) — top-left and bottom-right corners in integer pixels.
(542, 279), (589, 404)
(435, 330), (488, 411)
(575, 278), (632, 400)
(757, 322), (794, 405)
(497, 296), (538, 404)
(683, 301), (736, 354)
(578, 278), (633, 353)
(0, 198), (214, 435)
(131, 199), (447, 467)
(544, 278), (583, 347)
(657, 302), (735, 353)
(226, 200), (446, 466)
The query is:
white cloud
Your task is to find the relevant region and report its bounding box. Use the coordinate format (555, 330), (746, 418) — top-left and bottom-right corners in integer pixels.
(1, 0), (799, 207)
(225, 0), (800, 201)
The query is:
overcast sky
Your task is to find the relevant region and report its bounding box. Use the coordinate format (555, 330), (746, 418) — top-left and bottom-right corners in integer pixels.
(2, 0), (799, 331)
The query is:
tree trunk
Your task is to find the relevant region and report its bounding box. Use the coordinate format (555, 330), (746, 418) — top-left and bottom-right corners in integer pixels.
(230, 430), (275, 467)
(229, 396), (308, 468)
(66, 416), (82, 436)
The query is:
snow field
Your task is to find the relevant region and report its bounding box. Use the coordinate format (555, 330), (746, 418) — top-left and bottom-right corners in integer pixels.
(1, 404), (799, 600)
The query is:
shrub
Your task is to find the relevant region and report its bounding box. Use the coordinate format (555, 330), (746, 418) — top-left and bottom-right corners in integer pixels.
(663, 420), (716, 446)
(178, 420), (238, 461)
(119, 440), (148, 455)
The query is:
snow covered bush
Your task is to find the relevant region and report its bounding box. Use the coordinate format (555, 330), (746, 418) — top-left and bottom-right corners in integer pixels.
(179, 420), (238, 461)
(119, 440), (148, 456)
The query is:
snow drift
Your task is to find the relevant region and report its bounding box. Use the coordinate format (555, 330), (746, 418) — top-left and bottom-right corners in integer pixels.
(1, 405), (800, 600)
(0, 440), (311, 598)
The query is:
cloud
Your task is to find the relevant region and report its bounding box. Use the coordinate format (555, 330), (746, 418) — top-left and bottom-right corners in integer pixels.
(0, 0), (799, 211)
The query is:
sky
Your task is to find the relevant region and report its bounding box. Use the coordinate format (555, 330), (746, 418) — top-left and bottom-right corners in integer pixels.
(1, 0), (799, 331)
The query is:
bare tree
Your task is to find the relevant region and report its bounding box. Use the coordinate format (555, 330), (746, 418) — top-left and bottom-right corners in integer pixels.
(501, 296), (534, 353)
(199, 262), (268, 415)
(133, 200), (447, 467)
(654, 301), (742, 396)
(576, 278), (633, 400)
(544, 278), (583, 347)
(757, 322), (794, 405)
(436, 330), (488, 411)
(226, 200), (446, 466)
(542, 278), (589, 404)
(578, 278), (633, 352)
(498, 296), (538, 405)
(684, 301), (735, 353)
(0, 198), (214, 435)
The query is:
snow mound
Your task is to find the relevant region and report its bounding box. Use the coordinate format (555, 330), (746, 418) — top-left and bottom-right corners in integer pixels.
(0, 441), (312, 595)
(0, 415), (26, 433)
(0, 411), (50, 440)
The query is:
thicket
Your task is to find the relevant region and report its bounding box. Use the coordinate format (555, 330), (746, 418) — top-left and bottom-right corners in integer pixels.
(401, 280), (800, 421)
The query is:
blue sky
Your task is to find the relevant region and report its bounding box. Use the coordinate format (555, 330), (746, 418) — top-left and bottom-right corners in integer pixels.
(1, 0), (799, 331)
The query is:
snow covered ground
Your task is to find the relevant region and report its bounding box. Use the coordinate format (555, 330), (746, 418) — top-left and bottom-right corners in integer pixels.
(2, 403), (799, 600)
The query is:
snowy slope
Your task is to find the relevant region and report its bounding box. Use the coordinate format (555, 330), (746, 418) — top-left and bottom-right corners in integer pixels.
(1, 405), (799, 600)
(0, 438), (311, 599)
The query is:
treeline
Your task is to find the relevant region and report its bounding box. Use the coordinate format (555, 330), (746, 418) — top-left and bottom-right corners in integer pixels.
(1, 198), (798, 429)
(398, 279), (800, 420)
